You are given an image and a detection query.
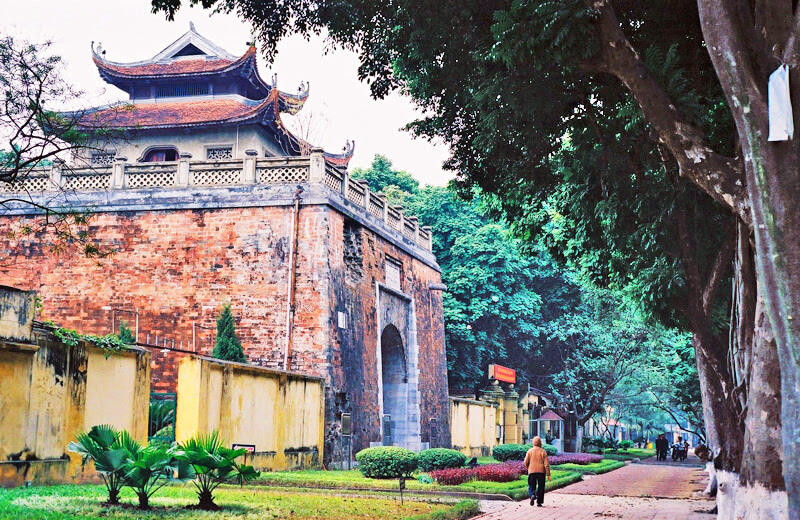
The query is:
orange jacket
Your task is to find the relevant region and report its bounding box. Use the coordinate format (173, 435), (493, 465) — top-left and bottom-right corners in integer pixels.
(523, 446), (551, 476)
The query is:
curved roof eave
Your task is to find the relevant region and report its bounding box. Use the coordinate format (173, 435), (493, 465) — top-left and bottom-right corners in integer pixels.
(92, 46), (256, 80)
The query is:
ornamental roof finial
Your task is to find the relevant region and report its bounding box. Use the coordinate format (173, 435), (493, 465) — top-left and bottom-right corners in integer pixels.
(189, 21), (196, 32)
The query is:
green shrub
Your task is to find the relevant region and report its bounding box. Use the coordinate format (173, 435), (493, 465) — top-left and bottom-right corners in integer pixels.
(494, 443), (557, 461)
(619, 440), (634, 450)
(417, 448), (467, 472)
(492, 444), (528, 461)
(355, 446), (418, 478)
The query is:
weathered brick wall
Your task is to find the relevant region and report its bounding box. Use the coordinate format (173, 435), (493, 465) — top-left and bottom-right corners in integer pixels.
(326, 210), (450, 459)
(145, 346), (194, 393)
(0, 199), (448, 463)
(0, 206), (331, 378)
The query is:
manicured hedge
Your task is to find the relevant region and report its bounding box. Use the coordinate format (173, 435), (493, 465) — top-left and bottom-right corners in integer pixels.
(492, 444), (528, 461)
(493, 443), (558, 461)
(418, 448), (467, 472)
(430, 462), (522, 485)
(355, 446), (418, 479)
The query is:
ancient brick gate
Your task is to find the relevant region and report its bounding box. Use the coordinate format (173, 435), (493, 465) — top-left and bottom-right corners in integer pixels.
(377, 284), (422, 451)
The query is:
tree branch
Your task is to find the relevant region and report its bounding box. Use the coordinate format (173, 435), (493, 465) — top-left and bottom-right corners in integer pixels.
(703, 225), (736, 317)
(589, 0), (750, 224)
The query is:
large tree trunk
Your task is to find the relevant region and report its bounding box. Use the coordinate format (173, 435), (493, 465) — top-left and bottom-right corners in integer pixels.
(676, 208), (744, 474)
(698, 3), (800, 517)
(716, 223), (787, 519)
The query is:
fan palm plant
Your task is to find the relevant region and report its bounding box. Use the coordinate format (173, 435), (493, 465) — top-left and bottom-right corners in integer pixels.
(121, 438), (192, 510)
(175, 430), (259, 510)
(67, 425), (133, 504)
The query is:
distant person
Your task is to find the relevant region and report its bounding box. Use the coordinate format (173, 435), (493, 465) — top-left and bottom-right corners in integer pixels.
(524, 436), (552, 507)
(656, 434), (668, 461)
(654, 435), (661, 460)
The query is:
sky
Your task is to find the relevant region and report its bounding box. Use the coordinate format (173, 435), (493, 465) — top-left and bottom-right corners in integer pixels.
(2, 0), (453, 186)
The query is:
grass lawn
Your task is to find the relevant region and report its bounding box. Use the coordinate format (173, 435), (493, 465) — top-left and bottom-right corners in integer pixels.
(598, 449), (655, 461)
(0, 484), (480, 520)
(553, 459), (625, 474)
(256, 468), (582, 501)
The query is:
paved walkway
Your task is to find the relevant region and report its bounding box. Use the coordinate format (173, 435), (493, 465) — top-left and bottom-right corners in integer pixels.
(475, 461), (714, 520)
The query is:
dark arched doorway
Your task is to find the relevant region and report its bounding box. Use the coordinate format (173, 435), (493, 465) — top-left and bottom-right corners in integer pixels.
(381, 324), (408, 446)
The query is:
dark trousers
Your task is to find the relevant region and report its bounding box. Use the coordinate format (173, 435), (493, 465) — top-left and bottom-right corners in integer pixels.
(528, 472), (546, 505)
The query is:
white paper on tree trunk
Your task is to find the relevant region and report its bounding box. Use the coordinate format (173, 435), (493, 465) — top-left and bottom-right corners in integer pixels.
(768, 64), (794, 141)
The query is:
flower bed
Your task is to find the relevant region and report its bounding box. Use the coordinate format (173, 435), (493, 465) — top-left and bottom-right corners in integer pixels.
(549, 453), (603, 465)
(430, 462), (522, 485)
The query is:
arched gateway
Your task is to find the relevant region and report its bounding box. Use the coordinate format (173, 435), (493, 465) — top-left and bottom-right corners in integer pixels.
(377, 286), (422, 451)
(381, 324), (408, 445)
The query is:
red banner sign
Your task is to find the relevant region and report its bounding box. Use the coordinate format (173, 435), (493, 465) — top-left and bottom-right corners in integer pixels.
(489, 364), (516, 383)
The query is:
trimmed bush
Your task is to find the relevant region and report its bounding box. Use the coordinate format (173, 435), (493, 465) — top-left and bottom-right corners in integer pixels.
(430, 462), (522, 485)
(493, 443), (558, 461)
(355, 446), (418, 479)
(417, 448), (467, 472)
(492, 444), (528, 461)
(619, 440), (634, 450)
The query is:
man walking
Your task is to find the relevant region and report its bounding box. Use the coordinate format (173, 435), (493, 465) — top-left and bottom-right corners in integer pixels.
(523, 436), (551, 507)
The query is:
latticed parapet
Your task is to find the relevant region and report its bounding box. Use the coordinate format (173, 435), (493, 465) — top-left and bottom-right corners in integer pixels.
(0, 151), (433, 253)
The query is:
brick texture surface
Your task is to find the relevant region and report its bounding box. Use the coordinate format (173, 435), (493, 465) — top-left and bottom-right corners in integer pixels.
(0, 202), (448, 463)
(325, 212), (450, 459)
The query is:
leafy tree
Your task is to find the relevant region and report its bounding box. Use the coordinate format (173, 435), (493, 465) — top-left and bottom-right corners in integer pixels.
(351, 154), (419, 195)
(0, 34), (122, 259)
(213, 304), (246, 363)
(542, 289), (658, 432)
(397, 181), (575, 389)
(117, 319), (136, 344)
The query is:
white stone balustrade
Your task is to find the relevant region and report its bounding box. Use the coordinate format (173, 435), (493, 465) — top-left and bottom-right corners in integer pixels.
(0, 154), (432, 252)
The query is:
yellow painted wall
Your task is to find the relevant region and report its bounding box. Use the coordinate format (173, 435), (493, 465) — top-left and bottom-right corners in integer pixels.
(176, 355), (325, 471)
(0, 330), (150, 487)
(449, 397), (496, 457)
(84, 349), (149, 441)
(0, 349), (34, 459)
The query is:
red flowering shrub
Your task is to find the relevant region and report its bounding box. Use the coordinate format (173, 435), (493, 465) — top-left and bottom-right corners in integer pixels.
(430, 462), (523, 485)
(549, 453), (603, 465)
(429, 467), (475, 485)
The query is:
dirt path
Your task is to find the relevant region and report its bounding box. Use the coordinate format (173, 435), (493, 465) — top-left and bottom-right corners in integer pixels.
(475, 461), (714, 520)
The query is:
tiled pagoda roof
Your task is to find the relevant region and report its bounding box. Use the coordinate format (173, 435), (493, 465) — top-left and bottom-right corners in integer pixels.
(92, 51), (245, 78)
(83, 25), (353, 166)
(78, 98), (274, 130)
